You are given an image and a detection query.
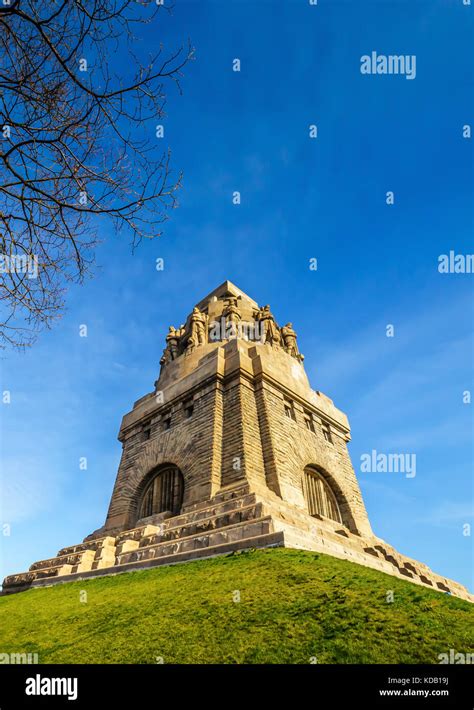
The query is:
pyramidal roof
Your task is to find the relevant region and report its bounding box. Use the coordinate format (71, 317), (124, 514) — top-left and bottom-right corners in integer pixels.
(195, 280), (258, 310)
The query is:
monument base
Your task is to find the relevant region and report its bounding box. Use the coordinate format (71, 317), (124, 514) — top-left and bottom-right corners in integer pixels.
(3, 481), (472, 601)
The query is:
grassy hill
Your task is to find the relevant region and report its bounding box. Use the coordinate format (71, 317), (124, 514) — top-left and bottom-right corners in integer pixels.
(0, 548), (472, 664)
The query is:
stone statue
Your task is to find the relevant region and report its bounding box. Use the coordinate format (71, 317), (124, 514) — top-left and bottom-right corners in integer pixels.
(165, 326), (180, 361)
(188, 307), (207, 350)
(223, 297), (241, 338)
(256, 305), (280, 346)
(223, 297), (241, 325)
(281, 322), (304, 361)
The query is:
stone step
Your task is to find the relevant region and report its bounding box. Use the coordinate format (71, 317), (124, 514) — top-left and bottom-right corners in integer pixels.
(56, 489), (258, 556)
(4, 566), (61, 586)
(30, 553), (83, 572)
(136, 502), (265, 549)
(58, 535), (116, 558)
(30, 548), (102, 573)
(30, 516), (272, 578)
(3, 531), (285, 594)
(30, 541), (116, 575)
(26, 495), (261, 579)
(180, 482), (251, 514)
(4, 556), (86, 587)
(124, 492), (259, 544)
(116, 516), (275, 566)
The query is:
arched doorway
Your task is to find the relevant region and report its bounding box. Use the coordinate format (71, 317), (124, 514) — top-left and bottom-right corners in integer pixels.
(302, 466), (342, 524)
(138, 465), (184, 519)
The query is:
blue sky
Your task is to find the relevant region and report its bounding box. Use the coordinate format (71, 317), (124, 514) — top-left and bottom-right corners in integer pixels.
(1, 0), (473, 591)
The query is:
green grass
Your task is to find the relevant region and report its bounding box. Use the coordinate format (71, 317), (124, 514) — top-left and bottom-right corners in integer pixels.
(0, 548), (472, 664)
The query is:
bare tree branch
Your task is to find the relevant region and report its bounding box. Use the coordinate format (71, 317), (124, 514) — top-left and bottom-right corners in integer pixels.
(0, 0), (193, 348)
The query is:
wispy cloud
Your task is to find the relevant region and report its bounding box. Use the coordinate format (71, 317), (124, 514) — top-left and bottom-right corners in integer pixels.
(415, 502), (474, 528)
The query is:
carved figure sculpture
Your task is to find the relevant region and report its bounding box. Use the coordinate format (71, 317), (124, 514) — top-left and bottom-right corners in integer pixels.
(222, 297), (241, 338)
(166, 326), (180, 361)
(189, 307), (207, 348)
(256, 304), (280, 345)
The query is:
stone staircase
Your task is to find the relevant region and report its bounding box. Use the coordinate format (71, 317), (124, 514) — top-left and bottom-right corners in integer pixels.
(2, 481), (472, 601)
(1, 483), (284, 594)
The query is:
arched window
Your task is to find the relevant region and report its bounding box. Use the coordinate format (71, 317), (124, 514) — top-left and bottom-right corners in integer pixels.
(139, 465), (184, 519)
(303, 466), (342, 523)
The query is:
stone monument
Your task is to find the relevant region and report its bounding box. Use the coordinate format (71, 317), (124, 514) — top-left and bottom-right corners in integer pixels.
(2, 281), (471, 601)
